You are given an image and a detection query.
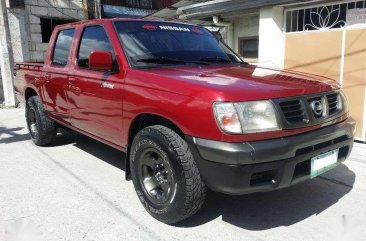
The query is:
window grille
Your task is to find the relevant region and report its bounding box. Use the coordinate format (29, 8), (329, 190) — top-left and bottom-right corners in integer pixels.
(285, 0), (366, 32)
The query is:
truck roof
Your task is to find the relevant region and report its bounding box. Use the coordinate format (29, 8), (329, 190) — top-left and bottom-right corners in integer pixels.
(54, 18), (197, 29)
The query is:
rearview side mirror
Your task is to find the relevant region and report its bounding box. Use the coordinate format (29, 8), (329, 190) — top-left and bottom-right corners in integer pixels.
(89, 51), (113, 71)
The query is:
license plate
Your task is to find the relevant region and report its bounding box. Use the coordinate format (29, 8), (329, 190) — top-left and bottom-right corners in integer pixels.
(311, 149), (339, 178)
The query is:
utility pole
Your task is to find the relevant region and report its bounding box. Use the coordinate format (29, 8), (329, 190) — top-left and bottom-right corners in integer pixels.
(0, 0), (16, 107)
(82, 0), (89, 19)
(94, 0), (101, 18)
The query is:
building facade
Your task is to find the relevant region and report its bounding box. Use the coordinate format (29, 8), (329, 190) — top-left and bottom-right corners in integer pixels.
(0, 0), (178, 102)
(0, 0), (85, 102)
(1, 0), (181, 64)
(100, 0), (179, 18)
(2, 0), (85, 63)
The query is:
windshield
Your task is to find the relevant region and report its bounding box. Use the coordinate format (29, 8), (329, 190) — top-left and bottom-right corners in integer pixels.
(113, 21), (244, 68)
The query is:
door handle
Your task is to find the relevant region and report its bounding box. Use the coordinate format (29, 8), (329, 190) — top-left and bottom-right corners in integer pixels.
(44, 73), (51, 81)
(68, 77), (76, 85)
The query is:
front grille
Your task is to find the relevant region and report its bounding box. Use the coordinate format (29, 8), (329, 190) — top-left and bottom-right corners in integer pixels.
(279, 100), (305, 123)
(273, 91), (345, 129)
(327, 93), (339, 116)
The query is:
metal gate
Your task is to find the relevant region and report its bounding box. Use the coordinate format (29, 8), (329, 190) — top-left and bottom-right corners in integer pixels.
(284, 1), (366, 141)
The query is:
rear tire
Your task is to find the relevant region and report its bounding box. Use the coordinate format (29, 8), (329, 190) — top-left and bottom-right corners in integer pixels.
(26, 96), (56, 146)
(130, 125), (206, 224)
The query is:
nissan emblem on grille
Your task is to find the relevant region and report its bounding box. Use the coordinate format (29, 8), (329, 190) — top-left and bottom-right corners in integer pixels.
(310, 96), (327, 117)
(310, 100), (323, 115)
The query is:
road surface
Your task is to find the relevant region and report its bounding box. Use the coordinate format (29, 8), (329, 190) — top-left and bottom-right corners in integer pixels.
(1, 108), (365, 241)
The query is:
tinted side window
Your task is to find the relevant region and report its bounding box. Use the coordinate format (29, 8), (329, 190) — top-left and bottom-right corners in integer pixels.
(52, 28), (75, 66)
(78, 26), (114, 68)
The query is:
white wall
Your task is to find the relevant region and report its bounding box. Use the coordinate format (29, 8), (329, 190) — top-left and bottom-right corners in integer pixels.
(8, 9), (29, 62)
(258, 6), (284, 68)
(226, 14), (259, 53)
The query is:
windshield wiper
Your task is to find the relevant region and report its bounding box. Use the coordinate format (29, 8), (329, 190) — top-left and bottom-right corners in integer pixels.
(136, 57), (186, 64)
(136, 57), (210, 66)
(199, 57), (232, 63)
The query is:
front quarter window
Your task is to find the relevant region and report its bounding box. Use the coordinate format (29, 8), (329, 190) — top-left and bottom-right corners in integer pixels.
(113, 21), (243, 68)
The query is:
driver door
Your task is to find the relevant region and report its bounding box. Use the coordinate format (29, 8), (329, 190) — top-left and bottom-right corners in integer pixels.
(66, 25), (123, 146)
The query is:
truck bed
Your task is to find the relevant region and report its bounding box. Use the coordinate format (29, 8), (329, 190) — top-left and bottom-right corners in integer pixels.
(13, 62), (44, 103)
(14, 61), (44, 71)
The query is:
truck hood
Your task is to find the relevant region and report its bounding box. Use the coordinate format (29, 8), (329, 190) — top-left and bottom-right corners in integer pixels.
(141, 65), (340, 101)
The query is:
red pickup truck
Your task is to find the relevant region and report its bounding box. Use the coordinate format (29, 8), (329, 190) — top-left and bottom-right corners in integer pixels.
(14, 18), (355, 224)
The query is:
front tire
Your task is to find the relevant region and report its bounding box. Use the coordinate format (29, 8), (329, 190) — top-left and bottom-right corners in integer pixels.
(130, 125), (206, 224)
(26, 96), (56, 146)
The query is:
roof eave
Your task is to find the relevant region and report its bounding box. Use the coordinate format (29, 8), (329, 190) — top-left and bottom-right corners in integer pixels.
(178, 0), (316, 19)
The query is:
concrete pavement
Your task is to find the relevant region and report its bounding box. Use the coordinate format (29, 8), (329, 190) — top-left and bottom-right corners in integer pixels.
(0, 108), (365, 241)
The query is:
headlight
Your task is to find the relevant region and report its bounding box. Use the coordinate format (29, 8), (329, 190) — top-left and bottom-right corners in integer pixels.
(213, 101), (281, 134)
(234, 101), (281, 133)
(213, 103), (242, 133)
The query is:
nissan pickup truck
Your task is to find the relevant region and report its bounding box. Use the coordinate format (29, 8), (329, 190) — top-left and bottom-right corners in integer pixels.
(13, 18), (355, 224)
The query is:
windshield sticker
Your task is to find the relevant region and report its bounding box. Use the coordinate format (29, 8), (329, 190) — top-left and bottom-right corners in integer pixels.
(142, 24), (158, 31)
(158, 25), (191, 32)
(191, 28), (203, 34)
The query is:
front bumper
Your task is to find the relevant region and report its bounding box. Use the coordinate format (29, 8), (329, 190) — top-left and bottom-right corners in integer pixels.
(186, 118), (356, 195)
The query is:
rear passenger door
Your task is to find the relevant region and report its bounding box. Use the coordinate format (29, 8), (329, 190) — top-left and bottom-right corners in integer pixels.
(43, 28), (75, 124)
(67, 25), (124, 146)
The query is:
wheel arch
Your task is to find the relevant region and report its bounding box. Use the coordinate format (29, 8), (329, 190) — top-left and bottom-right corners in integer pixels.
(125, 113), (186, 180)
(24, 87), (39, 101)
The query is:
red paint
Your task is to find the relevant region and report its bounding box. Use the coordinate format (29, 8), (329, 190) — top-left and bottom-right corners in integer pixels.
(13, 18), (348, 152)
